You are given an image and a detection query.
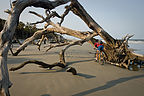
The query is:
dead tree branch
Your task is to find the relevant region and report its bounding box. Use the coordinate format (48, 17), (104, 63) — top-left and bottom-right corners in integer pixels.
(10, 32), (97, 75)
(59, 32), (97, 64)
(12, 12), (97, 56)
(0, 0), (70, 95)
(58, 5), (73, 25)
(69, 0), (144, 68)
(12, 29), (48, 56)
(45, 42), (70, 52)
(9, 60), (66, 71)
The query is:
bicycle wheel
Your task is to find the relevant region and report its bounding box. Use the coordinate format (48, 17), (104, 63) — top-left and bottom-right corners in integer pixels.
(98, 52), (105, 65)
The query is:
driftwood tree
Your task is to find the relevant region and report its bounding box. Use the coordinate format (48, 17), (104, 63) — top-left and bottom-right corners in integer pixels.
(10, 7), (97, 55)
(0, 0), (144, 96)
(9, 11), (98, 76)
(68, 0), (144, 67)
(0, 0), (71, 95)
(9, 32), (97, 71)
(11, 0), (144, 66)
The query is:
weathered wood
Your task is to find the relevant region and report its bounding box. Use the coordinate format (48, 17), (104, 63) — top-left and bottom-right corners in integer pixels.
(9, 60), (77, 75)
(59, 32), (97, 65)
(69, 0), (144, 66)
(12, 24), (97, 56)
(45, 42), (70, 52)
(0, 0), (70, 95)
(10, 32), (96, 75)
(0, 89), (5, 96)
(1, 0), (144, 95)
(9, 60), (66, 71)
(70, 0), (115, 46)
(12, 29), (47, 56)
(37, 35), (45, 51)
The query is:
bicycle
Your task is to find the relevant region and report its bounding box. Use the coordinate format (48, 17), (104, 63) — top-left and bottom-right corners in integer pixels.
(95, 49), (105, 65)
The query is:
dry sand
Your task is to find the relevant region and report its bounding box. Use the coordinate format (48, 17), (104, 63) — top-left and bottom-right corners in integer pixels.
(7, 43), (144, 96)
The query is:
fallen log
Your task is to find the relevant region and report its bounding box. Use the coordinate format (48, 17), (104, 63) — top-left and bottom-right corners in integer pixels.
(69, 0), (144, 67)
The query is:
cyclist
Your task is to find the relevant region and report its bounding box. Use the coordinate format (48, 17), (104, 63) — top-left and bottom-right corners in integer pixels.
(94, 40), (104, 61)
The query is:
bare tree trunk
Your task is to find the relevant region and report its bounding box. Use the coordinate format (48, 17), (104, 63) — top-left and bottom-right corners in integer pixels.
(70, 0), (115, 45)
(70, 0), (144, 66)
(0, 0), (70, 95)
(1, 0), (143, 95)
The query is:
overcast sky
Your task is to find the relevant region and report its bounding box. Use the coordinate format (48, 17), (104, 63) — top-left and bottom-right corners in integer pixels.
(0, 0), (144, 39)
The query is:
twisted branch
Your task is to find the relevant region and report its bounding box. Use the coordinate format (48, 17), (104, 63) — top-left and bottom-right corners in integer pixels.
(9, 60), (66, 71)
(45, 42), (70, 52)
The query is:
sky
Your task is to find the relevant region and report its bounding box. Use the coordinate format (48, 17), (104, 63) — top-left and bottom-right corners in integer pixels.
(0, 0), (144, 39)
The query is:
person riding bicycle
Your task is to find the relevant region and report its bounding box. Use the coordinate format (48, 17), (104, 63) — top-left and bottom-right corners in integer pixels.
(94, 40), (104, 61)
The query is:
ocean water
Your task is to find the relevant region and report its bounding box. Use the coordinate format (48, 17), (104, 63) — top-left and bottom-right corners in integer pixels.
(128, 40), (144, 55)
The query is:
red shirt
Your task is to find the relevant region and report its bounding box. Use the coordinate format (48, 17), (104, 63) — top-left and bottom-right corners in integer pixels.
(94, 43), (102, 48)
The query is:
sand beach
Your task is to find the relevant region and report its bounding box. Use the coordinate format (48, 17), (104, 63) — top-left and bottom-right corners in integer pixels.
(7, 43), (144, 96)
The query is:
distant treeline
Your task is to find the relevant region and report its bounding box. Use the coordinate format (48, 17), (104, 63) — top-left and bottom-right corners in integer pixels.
(0, 18), (39, 39)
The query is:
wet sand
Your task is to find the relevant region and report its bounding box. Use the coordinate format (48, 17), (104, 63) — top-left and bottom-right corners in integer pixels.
(7, 43), (144, 96)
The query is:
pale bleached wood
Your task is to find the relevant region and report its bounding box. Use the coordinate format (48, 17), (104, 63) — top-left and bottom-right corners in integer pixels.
(59, 32), (97, 65)
(69, 0), (144, 67)
(0, 0), (70, 95)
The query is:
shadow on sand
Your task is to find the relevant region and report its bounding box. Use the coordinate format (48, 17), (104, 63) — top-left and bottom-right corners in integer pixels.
(67, 59), (94, 66)
(17, 59), (94, 75)
(77, 73), (96, 79)
(41, 94), (51, 96)
(72, 74), (144, 96)
(8, 57), (28, 64)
